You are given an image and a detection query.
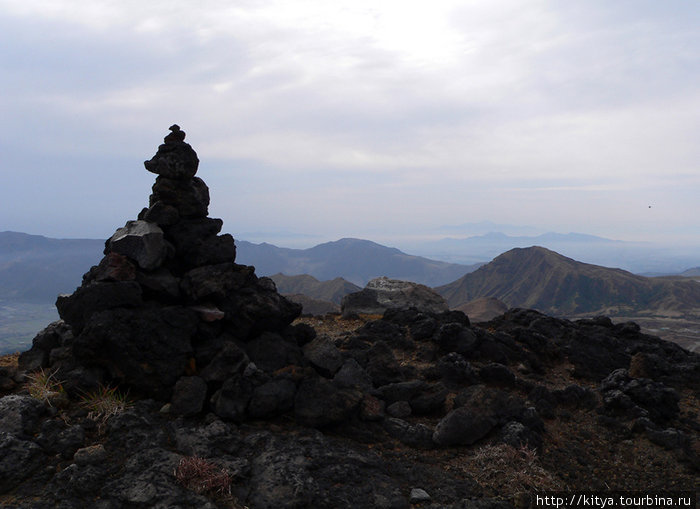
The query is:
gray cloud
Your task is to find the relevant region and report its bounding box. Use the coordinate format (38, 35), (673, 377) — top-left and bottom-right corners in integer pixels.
(0, 1), (698, 247)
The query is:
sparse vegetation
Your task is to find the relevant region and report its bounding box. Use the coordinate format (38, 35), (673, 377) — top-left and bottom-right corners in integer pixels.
(25, 368), (66, 407)
(79, 384), (131, 430)
(468, 443), (564, 494)
(174, 456), (236, 498)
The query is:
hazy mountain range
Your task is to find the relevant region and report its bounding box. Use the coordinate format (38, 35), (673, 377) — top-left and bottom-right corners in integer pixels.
(404, 231), (700, 275)
(235, 238), (479, 287)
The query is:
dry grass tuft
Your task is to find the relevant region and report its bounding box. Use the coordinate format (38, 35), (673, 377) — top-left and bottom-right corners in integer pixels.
(79, 384), (131, 431)
(25, 368), (66, 407)
(174, 456), (238, 499)
(468, 443), (564, 494)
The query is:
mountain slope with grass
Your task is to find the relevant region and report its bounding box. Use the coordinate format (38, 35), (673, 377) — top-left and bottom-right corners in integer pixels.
(436, 246), (700, 317)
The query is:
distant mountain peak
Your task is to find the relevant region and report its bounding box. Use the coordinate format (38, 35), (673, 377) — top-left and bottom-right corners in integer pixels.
(236, 237), (477, 287)
(436, 246), (700, 317)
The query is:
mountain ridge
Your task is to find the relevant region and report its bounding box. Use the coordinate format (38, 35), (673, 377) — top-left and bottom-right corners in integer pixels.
(435, 246), (700, 317)
(236, 237), (478, 287)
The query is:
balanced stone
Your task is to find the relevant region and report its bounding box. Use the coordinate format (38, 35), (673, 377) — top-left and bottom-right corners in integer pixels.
(144, 124), (199, 179)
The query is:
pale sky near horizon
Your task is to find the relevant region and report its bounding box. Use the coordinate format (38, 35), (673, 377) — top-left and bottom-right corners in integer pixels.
(1, 1), (699, 248)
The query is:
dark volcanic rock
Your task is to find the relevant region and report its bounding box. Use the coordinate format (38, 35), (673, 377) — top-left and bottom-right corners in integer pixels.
(599, 368), (680, 424)
(294, 377), (362, 428)
(72, 306), (197, 399)
(435, 322), (478, 356)
(170, 376), (208, 416)
(87, 252), (137, 282)
(199, 341), (249, 383)
(303, 334), (343, 377)
(144, 124), (200, 179)
(0, 432), (46, 494)
(150, 176), (210, 218)
(333, 358), (373, 391)
(0, 395), (47, 437)
(383, 417), (434, 449)
(56, 281), (143, 334)
(437, 352), (479, 388)
(106, 220), (170, 270)
(479, 362), (516, 386)
(248, 377), (297, 418)
(433, 407), (497, 447)
(246, 332), (304, 373)
(18, 320), (73, 372)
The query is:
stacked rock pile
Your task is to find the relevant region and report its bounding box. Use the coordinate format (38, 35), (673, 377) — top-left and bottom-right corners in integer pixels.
(19, 125), (303, 408)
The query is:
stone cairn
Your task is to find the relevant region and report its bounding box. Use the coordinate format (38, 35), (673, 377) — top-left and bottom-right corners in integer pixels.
(18, 125), (347, 420)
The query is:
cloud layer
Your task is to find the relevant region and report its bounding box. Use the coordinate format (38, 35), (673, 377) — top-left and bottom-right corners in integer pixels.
(1, 1), (698, 245)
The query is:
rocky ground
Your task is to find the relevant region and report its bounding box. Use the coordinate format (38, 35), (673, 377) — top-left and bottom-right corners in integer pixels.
(1, 308), (698, 509)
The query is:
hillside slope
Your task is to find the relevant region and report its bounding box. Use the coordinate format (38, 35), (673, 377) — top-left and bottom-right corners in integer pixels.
(436, 246), (700, 317)
(269, 273), (360, 305)
(237, 238), (478, 287)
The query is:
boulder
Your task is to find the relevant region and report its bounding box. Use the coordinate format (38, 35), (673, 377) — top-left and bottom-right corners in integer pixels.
(479, 363), (516, 386)
(434, 322), (478, 356)
(432, 407), (496, 447)
(106, 220), (170, 271)
(0, 432), (46, 493)
(294, 377), (362, 428)
(499, 420), (543, 450)
(85, 252), (137, 282)
(303, 335), (343, 378)
(383, 418), (434, 449)
(170, 376), (208, 417)
(211, 374), (259, 421)
(437, 352), (479, 387)
(142, 201), (180, 226)
(180, 263), (251, 302)
(0, 395), (47, 437)
(386, 401), (412, 418)
(341, 277), (448, 317)
(18, 321), (73, 372)
(199, 342), (249, 383)
(245, 332), (304, 373)
(248, 378), (297, 418)
(599, 369), (680, 424)
(136, 268), (181, 301)
(56, 281), (143, 334)
(333, 358), (373, 391)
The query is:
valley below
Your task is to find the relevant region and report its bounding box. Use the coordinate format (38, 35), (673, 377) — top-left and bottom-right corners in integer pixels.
(0, 301), (58, 355)
(606, 315), (700, 353)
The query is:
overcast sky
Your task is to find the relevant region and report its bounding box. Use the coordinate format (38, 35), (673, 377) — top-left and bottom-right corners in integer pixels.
(1, 1), (698, 249)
